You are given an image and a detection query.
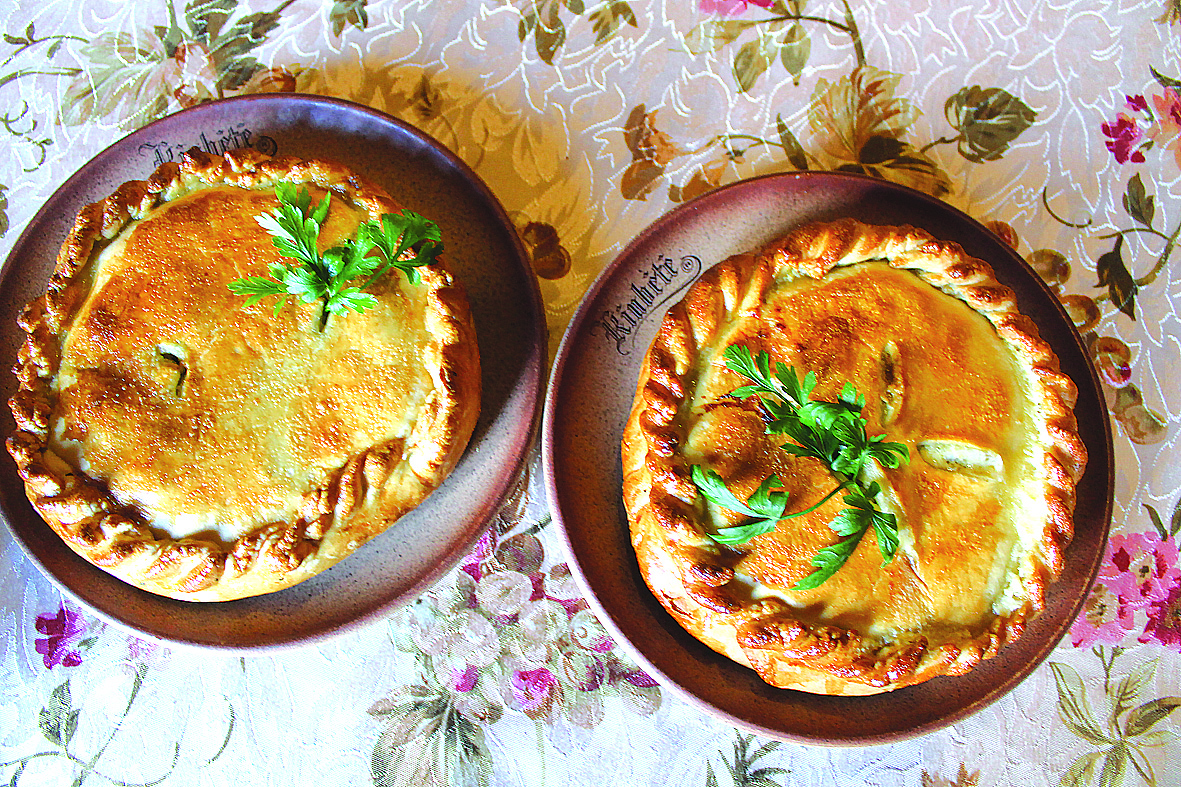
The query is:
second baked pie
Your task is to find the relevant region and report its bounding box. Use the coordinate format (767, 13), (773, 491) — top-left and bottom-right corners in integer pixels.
(8, 148), (481, 602)
(621, 218), (1087, 694)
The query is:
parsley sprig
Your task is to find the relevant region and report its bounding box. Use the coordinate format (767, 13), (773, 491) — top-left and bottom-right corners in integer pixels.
(228, 182), (443, 329)
(691, 345), (909, 590)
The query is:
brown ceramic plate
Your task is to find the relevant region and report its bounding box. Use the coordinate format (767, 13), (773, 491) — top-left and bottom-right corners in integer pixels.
(542, 172), (1114, 745)
(0, 94), (546, 650)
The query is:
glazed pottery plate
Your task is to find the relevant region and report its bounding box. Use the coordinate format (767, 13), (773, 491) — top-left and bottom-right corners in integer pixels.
(0, 94), (546, 650)
(543, 172), (1114, 745)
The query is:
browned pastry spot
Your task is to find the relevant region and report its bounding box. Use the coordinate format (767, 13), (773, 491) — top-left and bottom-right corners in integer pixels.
(621, 218), (1085, 694)
(8, 148), (482, 601)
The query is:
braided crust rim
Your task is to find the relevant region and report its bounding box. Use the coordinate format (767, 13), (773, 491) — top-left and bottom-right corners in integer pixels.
(621, 218), (1087, 695)
(7, 147), (482, 602)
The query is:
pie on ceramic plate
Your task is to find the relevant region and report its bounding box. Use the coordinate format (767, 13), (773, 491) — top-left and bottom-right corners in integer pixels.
(7, 148), (481, 602)
(621, 218), (1087, 695)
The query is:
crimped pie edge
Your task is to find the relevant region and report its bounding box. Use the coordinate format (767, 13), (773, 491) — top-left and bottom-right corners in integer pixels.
(7, 147), (482, 602)
(621, 217), (1087, 694)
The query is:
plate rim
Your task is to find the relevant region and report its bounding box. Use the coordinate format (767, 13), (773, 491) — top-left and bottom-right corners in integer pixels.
(542, 169), (1114, 745)
(0, 92), (547, 652)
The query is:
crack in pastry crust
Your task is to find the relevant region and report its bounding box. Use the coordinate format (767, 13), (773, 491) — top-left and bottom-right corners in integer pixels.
(621, 218), (1086, 694)
(8, 148), (481, 602)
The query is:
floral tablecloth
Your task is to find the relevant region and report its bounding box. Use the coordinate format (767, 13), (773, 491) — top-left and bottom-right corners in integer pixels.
(1, 1), (1179, 785)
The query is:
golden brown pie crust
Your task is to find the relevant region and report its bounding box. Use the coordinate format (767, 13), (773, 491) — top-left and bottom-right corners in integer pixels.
(621, 218), (1086, 694)
(8, 148), (481, 602)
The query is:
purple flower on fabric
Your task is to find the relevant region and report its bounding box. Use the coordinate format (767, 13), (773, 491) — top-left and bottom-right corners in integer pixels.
(510, 667), (558, 715)
(1101, 113), (1146, 164)
(1126, 94), (1149, 114)
(453, 664), (479, 692)
(460, 530), (496, 583)
(35, 605), (87, 669)
(1140, 577), (1181, 650)
(621, 669), (659, 688)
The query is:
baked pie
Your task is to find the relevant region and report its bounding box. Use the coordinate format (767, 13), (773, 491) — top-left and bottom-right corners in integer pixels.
(621, 218), (1086, 694)
(7, 148), (481, 602)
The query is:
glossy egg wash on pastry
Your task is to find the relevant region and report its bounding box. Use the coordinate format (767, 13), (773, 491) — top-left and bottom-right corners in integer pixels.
(621, 218), (1086, 695)
(8, 149), (481, 602)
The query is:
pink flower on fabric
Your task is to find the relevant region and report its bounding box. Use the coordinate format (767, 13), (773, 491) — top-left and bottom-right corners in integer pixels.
(699, 0), (773, 14)
(1127, 94), (1150, 113)
(510, 667), (558, 715)
(1101, 113), (1146, 164)
(1107, 532), (1181, 607)
(453, 664), (479, 693)
(1140, 577), (1181, 651)
(35, 605), (87, 669)
(1150, 88), (1181, 169)
(460, 529), (496, 583)
(1071, 582), (1136, 648)
(1153, 88), (1181, 129)
(620, 669), (659, 688)
(1069, 531), (1179, 647)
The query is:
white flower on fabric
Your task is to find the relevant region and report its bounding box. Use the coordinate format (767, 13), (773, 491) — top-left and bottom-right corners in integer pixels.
(448, 610), (502, 669)
(568, 609), (613, 653)
(476, 570), (533, 617)
(517, 599), (569, 644)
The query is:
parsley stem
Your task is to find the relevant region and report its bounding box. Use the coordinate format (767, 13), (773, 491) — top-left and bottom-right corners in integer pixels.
(357, 238), (413, 291)
(778, 478), (854, 519)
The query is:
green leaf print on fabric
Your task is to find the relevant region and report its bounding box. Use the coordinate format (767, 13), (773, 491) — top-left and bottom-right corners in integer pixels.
(370, 466), (662, 786)
(683, 0), (864, 94)
(921, 764), (982, 787)
(1097, 235), (1138, 320)
(59, 0), (295, 129)
(330, 0), (369, 36)
(1035, 175), (1171, 445)
(1, 24), (80, 170)
(808, 66), (951, 196)
(940, 86), (1037, 163)
(733, 31), (776, 93)
(1051, 649), (1181, 787)
(6, 662), (236, 786)
(1046, 93), (1181, 329)
(703, 733), (791, 787)
(1123, 173), (1155, 227)
(513, 0), (637, 65)
(38, 682), (80, 748)
(369, 689), (493, 787)
(588, 0), (638, 45)
(58, 33), (171, 128)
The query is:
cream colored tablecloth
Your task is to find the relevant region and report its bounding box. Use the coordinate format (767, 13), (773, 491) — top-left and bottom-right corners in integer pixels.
(1, 1), (1179, 785)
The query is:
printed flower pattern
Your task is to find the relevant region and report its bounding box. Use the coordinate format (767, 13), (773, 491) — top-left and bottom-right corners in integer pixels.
(1141, 581), (1181, 649)
(807, 66), (951, 195)
(34, 605), (88, 669)
(1070, 519), (1181, 657)
(1102, 88), (1181, 168)
(0, 2), (1178, 786)
(50, 0), (308, 130)
(1052, 649), (1180, 787)
(699, 0), (774, 14)
(371, 467), (661, 786)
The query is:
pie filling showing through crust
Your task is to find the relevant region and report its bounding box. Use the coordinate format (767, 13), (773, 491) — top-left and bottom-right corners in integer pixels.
(7, 148), (481, 602)
(622, 218), (1087, 695)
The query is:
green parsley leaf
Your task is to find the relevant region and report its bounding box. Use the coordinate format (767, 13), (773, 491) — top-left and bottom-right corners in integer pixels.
(228, 185), (444, 329)
(691, 465), (789, 545)
(689, 345), (910, 589)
